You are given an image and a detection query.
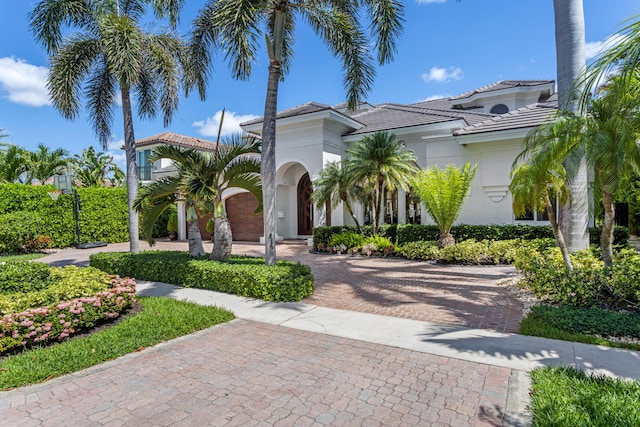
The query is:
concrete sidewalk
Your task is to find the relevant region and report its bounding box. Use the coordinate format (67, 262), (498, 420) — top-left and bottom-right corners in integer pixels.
(137, 280), (640, 380)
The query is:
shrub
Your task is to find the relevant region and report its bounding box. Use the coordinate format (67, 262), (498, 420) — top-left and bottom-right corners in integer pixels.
(0, 266), (113, 316)
(361, 235), (396, 255)
(590, 225), (629, 246)
(0, 184), (129, 251)
(516, 248), (640, 309)
(0, 262), (52, 294)
(0, 276), (136, 353)
(526, 305), (640, 339)
(89, 251), (315, 302)
(329, 232), (363, 250)
(398, 241), (439, 260)
(0, 212), (49, 254)
(438, 239), (489, 264)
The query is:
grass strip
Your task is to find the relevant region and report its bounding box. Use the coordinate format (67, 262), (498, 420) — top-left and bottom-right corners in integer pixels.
(530, 366), (640, 427)
(0, 297), (234, 390)
(0, 253), (46, 262)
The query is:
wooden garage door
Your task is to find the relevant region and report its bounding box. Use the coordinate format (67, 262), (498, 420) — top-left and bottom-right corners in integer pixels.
(226, 192), (263, 242)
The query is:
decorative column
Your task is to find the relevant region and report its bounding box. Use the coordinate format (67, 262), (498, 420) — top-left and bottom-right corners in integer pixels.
(397, 188), (407, 224)
(177, 199), (186, 241)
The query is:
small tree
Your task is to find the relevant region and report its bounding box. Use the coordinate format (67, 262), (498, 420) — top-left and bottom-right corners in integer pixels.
(312, 161), (362, 233)
(411, 163), (477, 248)
(347, 132), (419, 235)
(510, 162), (573, 270)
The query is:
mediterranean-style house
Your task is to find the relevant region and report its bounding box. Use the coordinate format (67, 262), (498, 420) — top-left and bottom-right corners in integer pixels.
(136, 79), (559, 242)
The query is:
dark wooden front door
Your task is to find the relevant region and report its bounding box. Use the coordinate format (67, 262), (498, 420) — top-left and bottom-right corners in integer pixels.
(297, 173), (313, 235)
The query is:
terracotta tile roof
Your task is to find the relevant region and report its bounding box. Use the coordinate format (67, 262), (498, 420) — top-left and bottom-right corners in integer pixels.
(449, 80), (555, 101)
(453, 94), (558, 136)
(136, 132), (218, 150)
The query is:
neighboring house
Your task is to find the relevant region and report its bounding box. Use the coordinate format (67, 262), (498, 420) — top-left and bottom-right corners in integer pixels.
(136, 79), (558, 242)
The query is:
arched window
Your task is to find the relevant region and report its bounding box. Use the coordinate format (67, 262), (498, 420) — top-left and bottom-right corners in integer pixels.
(490, 104), (509, 114)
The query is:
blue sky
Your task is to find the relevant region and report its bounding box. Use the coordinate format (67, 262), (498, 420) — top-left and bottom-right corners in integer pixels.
(0, 1), (638, 168)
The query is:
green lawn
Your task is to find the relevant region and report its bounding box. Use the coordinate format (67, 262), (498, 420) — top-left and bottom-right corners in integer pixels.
(0, 297), (234, 390)
(0, 253), (46, 262)
(530, 366), (640, 427)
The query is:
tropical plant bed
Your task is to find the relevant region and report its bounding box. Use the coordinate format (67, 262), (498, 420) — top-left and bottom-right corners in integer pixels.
(0, 297), (235, 390)
(89, 251), (314, 302)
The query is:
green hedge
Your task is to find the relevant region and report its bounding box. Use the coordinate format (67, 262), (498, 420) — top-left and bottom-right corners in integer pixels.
(526, 305), (640, 339)
(313, 224), (629, 249)
(0, 184), (129, 251)
(89, 251), (315, 302)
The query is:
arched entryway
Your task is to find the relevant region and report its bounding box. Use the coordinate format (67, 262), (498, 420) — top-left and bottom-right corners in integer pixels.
(297, 172), (313, 235)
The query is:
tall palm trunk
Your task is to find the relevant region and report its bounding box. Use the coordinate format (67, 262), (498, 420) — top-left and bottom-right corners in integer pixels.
(261, 61), (281, 266)
(554, 0), (589, 253)
(372, 177), (384, 235)
(601, 189), (615, 267)
(211, 217), (233, 260)
(121, 86), (140, 254)
(546, 193), (573, 270)
(188, 219), (205, 257)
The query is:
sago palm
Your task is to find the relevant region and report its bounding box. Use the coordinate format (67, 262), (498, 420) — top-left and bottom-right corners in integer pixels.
(347, 131), (418, 235)
(411, 163), (477, 248)
(134, 134), (262, 260)
(311, 161), (362, 233)
(30, 0), (188, 254)
(189, 0), (404, 265)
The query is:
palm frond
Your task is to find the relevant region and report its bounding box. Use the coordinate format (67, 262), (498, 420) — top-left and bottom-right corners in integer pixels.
(47, 35), (102, 120)
(86, 56), (117, 149)
(361, 0), (404, 64)
(29, 0), (95, 54)
(301, 5), (375, 109)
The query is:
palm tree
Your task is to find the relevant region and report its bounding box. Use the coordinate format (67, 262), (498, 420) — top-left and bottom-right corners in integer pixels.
(0, 145), (29, 183)
(580, 16), (640, 102)
(24, 144), (69, 184)
(410, 163), (477, 248)
(30, 0), (188, 254)
(553, 0), (589, 254)
(510, 161), (573, 270)
(189, 0), (404, 265)
(73, 146), (125, 187)
(134, 134), (262, 260)
(346, 132), (418, 235)
(584, 74), (640, 266)
(311, 161), (362, 233)
(516, 75), (640, 267)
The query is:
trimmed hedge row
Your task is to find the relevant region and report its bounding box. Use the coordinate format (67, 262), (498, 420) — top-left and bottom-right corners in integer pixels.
(0, 184), (129, 251)
(89, 251), (315, 302)
(313, 224), (629, 249)
(0, 266), (136, 353)
(526, 305), (640, 339)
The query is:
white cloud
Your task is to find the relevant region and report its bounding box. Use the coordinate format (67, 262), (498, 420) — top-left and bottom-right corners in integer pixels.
(585, 34), (626, 60)
(415, 0), (447, 4)
(108, 151), (127, 170)
(421, 66), (463, 83)
(108, 138), (125, 151)
(0, 57), (50, 107)
(192, 110), (260, 138)
(417, 94), (450, 102)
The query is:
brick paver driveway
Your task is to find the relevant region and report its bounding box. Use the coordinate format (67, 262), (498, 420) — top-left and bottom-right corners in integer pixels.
(233, 243), (524, 333)
(1, 321), (512, 427)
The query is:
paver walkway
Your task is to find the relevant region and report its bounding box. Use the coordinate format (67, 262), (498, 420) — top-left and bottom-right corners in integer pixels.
(4, 239), (635, 426)
(0, 321), (514, 427)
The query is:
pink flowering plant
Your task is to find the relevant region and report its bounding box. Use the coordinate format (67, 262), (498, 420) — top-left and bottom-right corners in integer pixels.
(0, 276), (136, 353)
